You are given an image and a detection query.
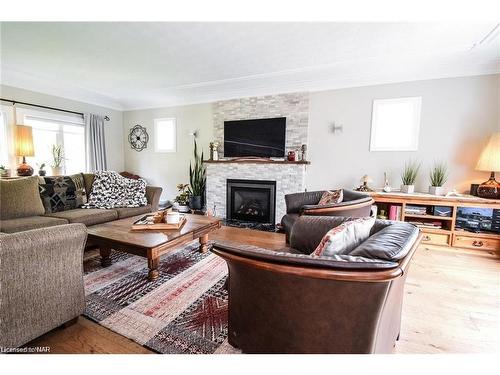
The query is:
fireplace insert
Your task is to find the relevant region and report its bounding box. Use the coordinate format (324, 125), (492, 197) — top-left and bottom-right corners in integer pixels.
(226, 179), (276, 224)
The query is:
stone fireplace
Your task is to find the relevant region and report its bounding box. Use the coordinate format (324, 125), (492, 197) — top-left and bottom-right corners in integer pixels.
(206, 161), (307, 224)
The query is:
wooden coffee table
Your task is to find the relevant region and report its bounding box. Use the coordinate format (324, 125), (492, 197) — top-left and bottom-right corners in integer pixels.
(86, 214), (221, 281)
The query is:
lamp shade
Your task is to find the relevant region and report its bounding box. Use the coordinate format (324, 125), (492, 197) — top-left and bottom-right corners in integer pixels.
(476, 132), (500, 172)
(15, 125), (35, 157)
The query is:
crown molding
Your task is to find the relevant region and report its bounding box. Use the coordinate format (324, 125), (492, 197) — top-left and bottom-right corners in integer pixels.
(3, 51), (499, 112)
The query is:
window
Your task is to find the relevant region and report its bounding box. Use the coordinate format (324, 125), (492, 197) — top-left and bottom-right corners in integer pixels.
(17, 108), (86, 174)
(154, 118), (176, 152)
(0, 111), (9, 167)
(370, 97), (422, 151)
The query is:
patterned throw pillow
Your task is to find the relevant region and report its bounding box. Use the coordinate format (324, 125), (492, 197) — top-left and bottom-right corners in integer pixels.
(83, 171), (147, 209)
(312, 217), (375, 257)
(318, 189), (343, 205)
(38, 174), (88, 213)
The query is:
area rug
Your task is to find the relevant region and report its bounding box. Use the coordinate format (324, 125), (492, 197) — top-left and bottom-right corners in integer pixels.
(83, 242), (239, 354)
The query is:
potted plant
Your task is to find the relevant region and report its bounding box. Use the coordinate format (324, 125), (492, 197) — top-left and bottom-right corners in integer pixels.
(401, 160), (421, 193)
(51, 144), (65, 176)
(429, 162), (448, 196)
(188, 140), (206, 210)
(174, 184), (191, 213)
(0, 165), (9, 178)
(38, 163), (47, 176)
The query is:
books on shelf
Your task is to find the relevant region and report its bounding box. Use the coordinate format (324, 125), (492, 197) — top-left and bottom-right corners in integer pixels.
(407, 220), (443, 229)
(388, 205), (403, 221)
(405, 205), (427, 215)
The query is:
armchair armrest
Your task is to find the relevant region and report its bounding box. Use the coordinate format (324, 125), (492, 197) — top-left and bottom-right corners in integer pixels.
(146, 186), (162, 211)
(302, 197), (374, 215)
(0, 224), (87, 348)
(212, 240), (407, 283)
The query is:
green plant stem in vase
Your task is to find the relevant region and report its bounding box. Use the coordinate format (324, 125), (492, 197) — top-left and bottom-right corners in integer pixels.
(51, 145), (65, 176)
(174, 183), (191, 213)
(188, 140), (206, 210)
(401, 160), (421, 193)
(429, 162), (448, 196)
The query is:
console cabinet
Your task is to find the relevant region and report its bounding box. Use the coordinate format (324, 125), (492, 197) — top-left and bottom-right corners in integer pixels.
(369, 192), (500, 253)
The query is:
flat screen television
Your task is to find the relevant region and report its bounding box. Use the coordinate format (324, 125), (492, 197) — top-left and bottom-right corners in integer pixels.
(224, 117), (286, 158)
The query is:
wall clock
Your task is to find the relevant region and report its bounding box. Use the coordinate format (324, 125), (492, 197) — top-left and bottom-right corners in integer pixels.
(129, 125), (149, 152)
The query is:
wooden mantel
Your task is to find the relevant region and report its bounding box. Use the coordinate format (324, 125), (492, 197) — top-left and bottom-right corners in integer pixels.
(204, 159), (310, 165)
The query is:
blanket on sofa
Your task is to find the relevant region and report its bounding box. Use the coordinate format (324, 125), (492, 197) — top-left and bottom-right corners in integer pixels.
(83, 171), (148, 209)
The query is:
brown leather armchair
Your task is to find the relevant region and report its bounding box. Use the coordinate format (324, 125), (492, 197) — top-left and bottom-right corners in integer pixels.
(281, 189), (374, 242)
(212, 216), (421, 354)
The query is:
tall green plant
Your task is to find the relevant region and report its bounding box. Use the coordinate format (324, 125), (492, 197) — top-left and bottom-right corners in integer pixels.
(401, 160), (421, 185)
(429, 162), (448, 187)
(189, 140), (206, 197)
(51, 144), (65, 167)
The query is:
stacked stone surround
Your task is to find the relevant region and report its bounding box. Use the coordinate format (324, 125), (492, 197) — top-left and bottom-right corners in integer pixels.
(213, 92), (309, 155)
(206, 162), (307, 223)
(207, 92), (310, 223)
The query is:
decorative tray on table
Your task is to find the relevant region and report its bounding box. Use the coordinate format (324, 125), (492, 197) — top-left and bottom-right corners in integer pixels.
(130, 212), (187, 231)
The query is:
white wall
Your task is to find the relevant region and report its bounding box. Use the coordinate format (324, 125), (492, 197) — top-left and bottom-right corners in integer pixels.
(307, 74), (500, 194)
(0, 85), (124, 171)
(123, 104), (213, 202)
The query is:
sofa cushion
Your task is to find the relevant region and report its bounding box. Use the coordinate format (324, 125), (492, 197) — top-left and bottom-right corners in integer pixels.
(82, 173), (95, 198)
(38, 174), (88, 213)
(114, 204), (152, 219)
(350, 222), (419, 261)
(0, 216), (69, 233)
(83, 171), (147, 209)
(312, 217), (375, 257)
(318, 189), (343, 205)
(0, 177), (45, 219)
(45, 208), (118, 226)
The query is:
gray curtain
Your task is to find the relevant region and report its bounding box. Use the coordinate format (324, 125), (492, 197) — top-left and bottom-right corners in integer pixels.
(86, 113), (107, 172)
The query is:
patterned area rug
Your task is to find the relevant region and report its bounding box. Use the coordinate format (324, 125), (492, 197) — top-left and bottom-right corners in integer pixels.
(83, 242), (238, 354)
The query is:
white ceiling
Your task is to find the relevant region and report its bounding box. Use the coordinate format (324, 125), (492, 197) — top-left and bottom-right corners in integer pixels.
(1, 22), (499, 110)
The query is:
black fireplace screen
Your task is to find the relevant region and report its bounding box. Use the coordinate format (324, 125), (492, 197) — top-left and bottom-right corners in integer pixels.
(226, 179), (276, 224)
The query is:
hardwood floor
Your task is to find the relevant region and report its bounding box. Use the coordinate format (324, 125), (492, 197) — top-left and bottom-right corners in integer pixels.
(27, 226), (500, 354)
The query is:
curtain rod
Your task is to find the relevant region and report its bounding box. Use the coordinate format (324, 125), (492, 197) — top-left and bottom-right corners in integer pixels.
(0, 98), (110, 121)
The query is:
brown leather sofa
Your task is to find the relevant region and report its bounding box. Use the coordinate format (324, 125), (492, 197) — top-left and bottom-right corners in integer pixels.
(0, 173), (162, 234)
(212, 216), (422, 354)
(281, 189), (374, 242)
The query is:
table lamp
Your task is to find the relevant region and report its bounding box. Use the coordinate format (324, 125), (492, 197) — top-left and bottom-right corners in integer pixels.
(475, 132), (500, 199)
(15, 125), (35, 176)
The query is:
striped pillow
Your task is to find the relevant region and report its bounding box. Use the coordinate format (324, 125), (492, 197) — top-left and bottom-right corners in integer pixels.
(312, 217), (375, 257)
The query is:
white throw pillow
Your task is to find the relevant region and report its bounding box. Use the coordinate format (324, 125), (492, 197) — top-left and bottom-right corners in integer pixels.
(312, 217), (376, 257)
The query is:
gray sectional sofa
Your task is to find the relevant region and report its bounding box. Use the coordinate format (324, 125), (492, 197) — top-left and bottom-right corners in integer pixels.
(0, 174), (162, 234)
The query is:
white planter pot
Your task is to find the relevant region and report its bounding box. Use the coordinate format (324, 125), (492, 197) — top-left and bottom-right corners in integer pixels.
(51, 166), (63, 176)
(178, 205), (191, 213)
(401, 184), (415, 194)
(429, 186), (445, 196)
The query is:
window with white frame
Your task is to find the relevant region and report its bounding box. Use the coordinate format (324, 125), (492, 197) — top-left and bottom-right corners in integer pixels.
(17, 108), (86, 174)
(370, 97), (422, 151)
(154, 118), (176, 153)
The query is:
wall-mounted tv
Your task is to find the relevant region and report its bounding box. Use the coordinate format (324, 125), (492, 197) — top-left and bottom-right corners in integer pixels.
(224, 117), (286, 158)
